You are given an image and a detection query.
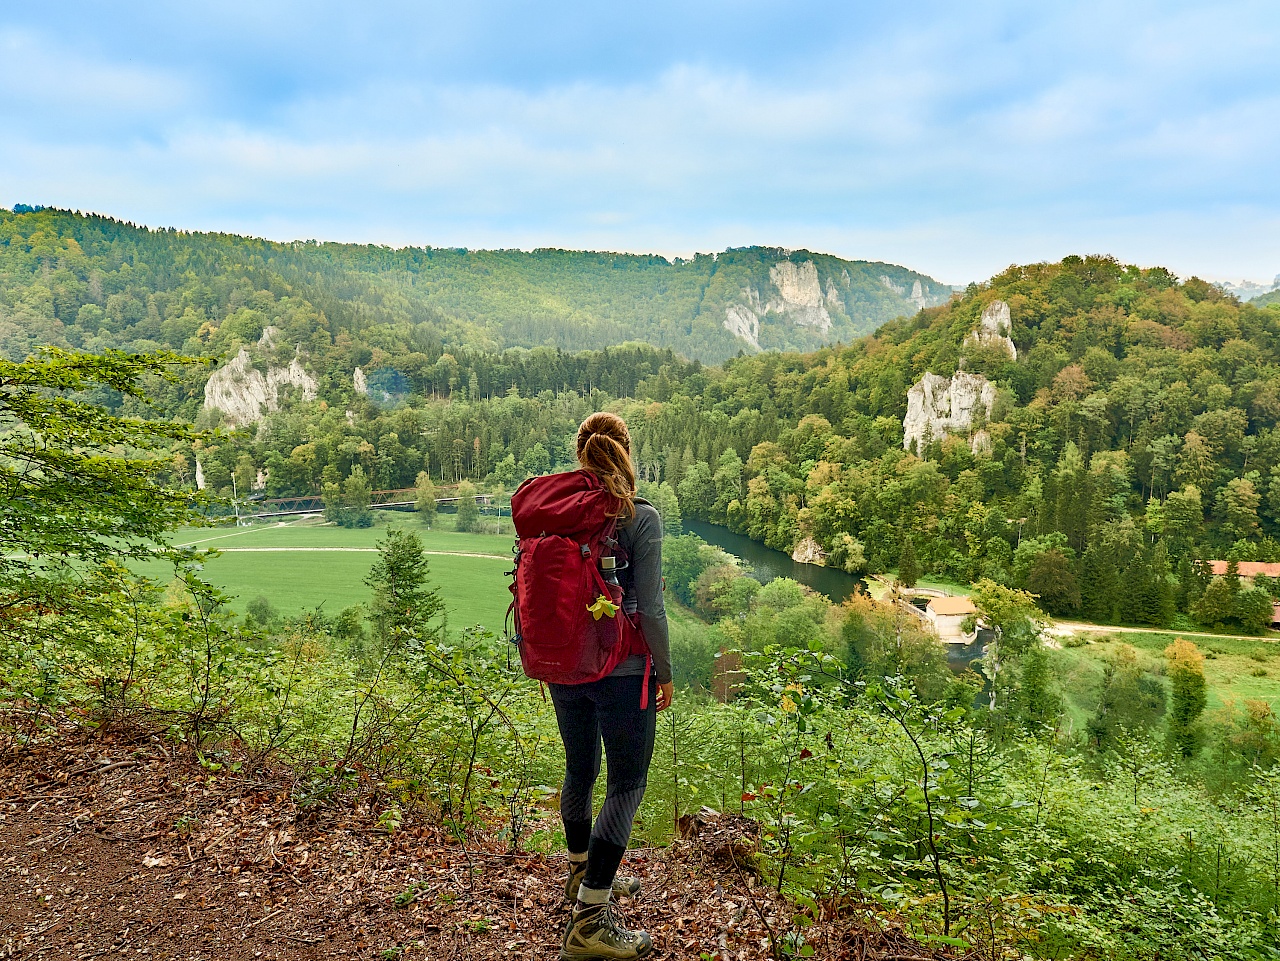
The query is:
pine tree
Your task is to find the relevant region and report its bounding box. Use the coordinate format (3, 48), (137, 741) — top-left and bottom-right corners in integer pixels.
(1079, 544), (1116, 622)
(366, 530), (444, 656)
(1165, 639), (1207, 759)
(1174, 555), (1198, 613)
(1017, 641), (1062, 735)
(1148, 542), (1176, 626)
(1119, 550), (1154, 625)
(1225, 558), (1242, 595)
(897, 535), (920, 588)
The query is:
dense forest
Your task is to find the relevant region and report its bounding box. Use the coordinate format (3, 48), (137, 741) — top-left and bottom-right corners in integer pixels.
(7, 207), (1280, 630)
(7, 206), (1280, 958)
(0, 207), (947, 365)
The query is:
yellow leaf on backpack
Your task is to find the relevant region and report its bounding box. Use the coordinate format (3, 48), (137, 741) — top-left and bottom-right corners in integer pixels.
(587, 595), (619, 620)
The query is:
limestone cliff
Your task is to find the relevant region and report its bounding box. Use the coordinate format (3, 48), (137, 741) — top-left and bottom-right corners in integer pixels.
(721, 260), (833, 347)
(963, 301), (1017, 360)
(719, 254), (948, 351)
(202, 327), (319, 426)
(354, 367), (369, 395)
(724, 293), (763, 350)
(902, 371), (995, 452)
(901, 300), (1018, 451)
(879, 276), (930, 311)
(791, 537), (827, 566)
(766, 261), (833, 333)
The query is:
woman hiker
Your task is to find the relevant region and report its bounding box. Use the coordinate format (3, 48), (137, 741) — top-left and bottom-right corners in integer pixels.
(554, 413), (673, 960)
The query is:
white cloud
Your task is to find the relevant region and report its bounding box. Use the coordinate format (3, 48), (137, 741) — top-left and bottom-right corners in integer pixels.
(1, 2), (1278, 283)
(0, 29), (191, 119)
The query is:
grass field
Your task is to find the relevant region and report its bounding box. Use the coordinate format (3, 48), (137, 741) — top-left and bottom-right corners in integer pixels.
(144, 514), (516, 632)
(1052, 630), (1280, 734)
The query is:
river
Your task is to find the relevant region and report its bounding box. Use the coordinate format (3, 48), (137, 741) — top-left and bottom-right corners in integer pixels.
(683, 520), (863, 604)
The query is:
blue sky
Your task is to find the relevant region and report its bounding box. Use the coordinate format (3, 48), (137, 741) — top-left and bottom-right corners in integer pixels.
(2, 1), (1277, 285)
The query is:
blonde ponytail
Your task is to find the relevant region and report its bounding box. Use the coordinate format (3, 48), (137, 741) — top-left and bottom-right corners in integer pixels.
(576, 412), (637, 519)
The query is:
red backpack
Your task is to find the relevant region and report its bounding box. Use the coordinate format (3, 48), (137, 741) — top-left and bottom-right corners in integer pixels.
(507, 470), (651, 704)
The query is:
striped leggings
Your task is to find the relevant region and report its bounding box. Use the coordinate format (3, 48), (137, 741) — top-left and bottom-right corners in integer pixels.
(549, 673), (656, 891)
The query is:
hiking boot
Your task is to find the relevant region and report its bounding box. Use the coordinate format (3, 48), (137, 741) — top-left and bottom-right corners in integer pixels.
(565, 861), (643, 902)
(560, 901), (653, 960)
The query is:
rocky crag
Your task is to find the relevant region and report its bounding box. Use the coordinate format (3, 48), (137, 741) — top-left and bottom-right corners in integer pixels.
(718, 253), (948, 352)
(202, 326), (319, 427)
(963, 300), (1017, 359)
(902, 300), (1014, 453)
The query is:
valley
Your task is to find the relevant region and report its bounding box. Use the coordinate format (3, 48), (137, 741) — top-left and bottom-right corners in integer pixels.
(7, 206), (1280, 958)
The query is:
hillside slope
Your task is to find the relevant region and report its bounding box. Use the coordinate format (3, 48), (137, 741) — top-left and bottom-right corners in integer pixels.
(0, 208), (948, 365)
(0, 725), (947, 961)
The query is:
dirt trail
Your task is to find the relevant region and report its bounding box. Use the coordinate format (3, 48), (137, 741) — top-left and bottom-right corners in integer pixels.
(1050, 621), (1279, 644)
(1, 725), (942, 961)
(212, 547), (510, 560)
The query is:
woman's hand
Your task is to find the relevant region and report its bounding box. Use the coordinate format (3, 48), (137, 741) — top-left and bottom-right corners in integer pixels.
(655, 681), (674, 712)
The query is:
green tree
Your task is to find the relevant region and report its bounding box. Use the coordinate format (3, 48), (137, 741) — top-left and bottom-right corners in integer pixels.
(455, 480), (481, 532)
(643, 481), (683, 536)
(897, 534), (920, 588)
(1026, 548), (1080, 615)
(1162, 485), (1204, 558)
(1235, 588), (1275, 634)
(711, 450), (744, 522)
(0, 348), (202, 623)
(1217, 476), (1262, 542)
(414, 470), (437, 527)
(1079, 543), (1117, 622)
(1016, 641), (1061, 735)
(1165, 638), (1207, 759)
(233, 453), (257, 497)
(1145, 542), (1177, 627)
(1176, 431), (1217, 493)
(338, 465), (374, 528)
(365, 530), (444, 654)
(662, 535), (716, 605)
(971, 579), (1047, 712)
(1193, 576), (1238, 628)
(245, 595), (277, 628)
(520, 442), (551, 478)
(676, 461), (716, 519)
(1087, 644), (1164, 748)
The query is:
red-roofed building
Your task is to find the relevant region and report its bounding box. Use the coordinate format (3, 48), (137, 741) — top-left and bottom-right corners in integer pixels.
(1206, 561), (1280, 579)
(924, 595), (979, 643)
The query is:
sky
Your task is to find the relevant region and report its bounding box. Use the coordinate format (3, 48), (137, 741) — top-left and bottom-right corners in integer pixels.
(1, 1), (1278, 286)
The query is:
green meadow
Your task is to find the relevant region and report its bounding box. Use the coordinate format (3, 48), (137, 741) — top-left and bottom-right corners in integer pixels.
(1052, 631), (1280, 735)
(146, 513), (517, 631)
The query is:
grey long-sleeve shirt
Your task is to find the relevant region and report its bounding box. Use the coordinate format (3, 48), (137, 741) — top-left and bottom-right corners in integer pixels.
(608, 498), (671, 684)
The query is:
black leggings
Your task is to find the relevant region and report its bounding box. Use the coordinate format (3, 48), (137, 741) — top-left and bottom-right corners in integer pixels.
(549, 673), (656, 891)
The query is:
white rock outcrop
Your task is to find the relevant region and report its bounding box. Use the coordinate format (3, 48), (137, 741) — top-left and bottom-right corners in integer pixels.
(354, 367), (369, 395)
(824, 278), (841, 308)
(195, 459), (206, 491)
(880, 276), (932, 311)
(203, 346), (319, 427)
(724, 298), (762, 350)
(791, 536), (826, 566)
(902, 371), (996, 452)
(721, 259), (834, 346)
(964, 301), (1017, 360)
(767, 261), (832, 332)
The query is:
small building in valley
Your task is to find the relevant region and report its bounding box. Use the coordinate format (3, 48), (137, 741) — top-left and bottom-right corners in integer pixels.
(924, 595), (979, 643)
(1206, 561), (1280, 582)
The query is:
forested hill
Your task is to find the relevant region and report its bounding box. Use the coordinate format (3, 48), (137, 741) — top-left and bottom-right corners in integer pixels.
(0, 207), (949, 365)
